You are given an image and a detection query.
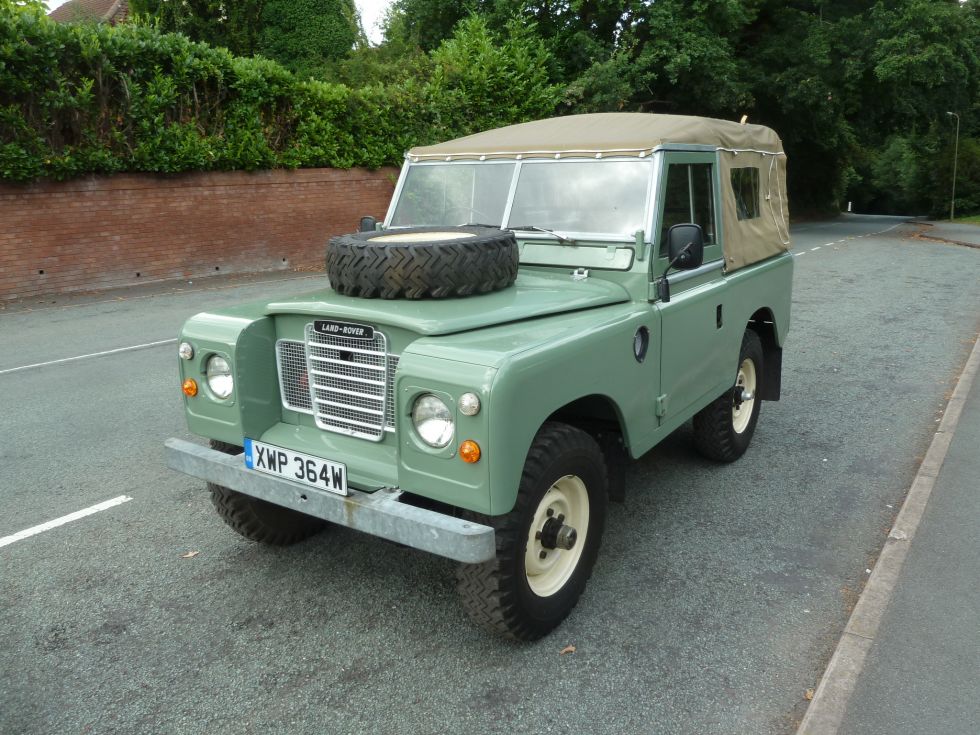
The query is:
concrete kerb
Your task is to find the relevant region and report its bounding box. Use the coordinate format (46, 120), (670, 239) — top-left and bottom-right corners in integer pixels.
(796, 333), (980, 735)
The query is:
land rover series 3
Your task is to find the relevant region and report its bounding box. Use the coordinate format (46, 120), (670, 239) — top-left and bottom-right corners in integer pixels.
(166, 113), (793, 640)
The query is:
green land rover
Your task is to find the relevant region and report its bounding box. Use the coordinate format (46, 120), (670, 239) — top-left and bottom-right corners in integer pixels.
(166, 113), (793, 640)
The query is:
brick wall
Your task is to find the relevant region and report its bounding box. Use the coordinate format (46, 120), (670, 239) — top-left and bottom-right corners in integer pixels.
(0, 167), (398, 301)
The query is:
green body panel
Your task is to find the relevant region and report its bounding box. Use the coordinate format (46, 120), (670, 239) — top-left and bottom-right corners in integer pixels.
(394, 354), (497, 510)
(181, 307), (282, 447)
(264, 273), (629, 336)
(480, 304), (660, 513)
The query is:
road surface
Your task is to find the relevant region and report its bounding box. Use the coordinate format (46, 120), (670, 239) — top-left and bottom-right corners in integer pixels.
(1, 215), (977, 734)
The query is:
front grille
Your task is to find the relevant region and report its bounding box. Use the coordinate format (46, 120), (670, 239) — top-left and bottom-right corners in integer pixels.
(276, 326), (398, 441)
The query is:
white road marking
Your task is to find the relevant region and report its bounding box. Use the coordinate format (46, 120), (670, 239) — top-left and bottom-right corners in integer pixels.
(824, 242), (835, 247)
(0, 495), (133, 548)
(811, 246), (821, 251)
(795, 251), (806, 257)
(0, 339), (176, 376)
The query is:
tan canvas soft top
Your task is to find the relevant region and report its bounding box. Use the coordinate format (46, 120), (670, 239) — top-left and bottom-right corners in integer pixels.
(408, 113), (791, 271)
(408, 113), (783, 160)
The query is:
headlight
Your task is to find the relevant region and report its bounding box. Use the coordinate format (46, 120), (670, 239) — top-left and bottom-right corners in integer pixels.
(206, 355), (233, 399)
(412, 394), (454, 448)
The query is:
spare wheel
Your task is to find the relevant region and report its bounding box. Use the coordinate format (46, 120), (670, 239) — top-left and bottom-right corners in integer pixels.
(325, 226), (518, 300)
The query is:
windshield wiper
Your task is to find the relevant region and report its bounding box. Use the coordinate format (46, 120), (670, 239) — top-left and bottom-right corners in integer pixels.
(508, 224), (576, 245)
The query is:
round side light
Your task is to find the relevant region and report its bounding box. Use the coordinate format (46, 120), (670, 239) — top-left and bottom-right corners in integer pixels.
(458, 392), (481, 416)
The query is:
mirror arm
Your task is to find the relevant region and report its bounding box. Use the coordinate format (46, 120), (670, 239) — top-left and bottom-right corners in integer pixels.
(656, 242), (693, 304)
(665, 242), (693, 273)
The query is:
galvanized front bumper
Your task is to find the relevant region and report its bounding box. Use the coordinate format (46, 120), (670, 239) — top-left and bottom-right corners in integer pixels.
(164, 438), (496, 563)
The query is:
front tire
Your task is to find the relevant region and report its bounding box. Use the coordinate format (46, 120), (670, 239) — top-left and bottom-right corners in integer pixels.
(692, 329), (764, 462)
(456, 423), (608, 641)
(207, 441), (327, 546)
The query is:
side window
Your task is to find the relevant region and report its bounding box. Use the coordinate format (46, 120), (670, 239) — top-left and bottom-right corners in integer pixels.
(731, 167), (760, 220)
(659, 162), (716, 254)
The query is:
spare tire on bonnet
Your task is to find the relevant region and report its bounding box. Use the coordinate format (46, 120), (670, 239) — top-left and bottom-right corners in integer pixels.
(325, 226), (519, 300)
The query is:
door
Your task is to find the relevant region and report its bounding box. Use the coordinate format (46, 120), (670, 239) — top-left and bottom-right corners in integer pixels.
(654, 151), (732, 425)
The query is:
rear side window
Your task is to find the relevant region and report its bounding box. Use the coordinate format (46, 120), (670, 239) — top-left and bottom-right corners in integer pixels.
(731, 167), (760, 220)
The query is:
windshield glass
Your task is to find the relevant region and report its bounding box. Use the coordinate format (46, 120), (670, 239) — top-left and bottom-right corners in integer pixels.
(506, 160), (649, 236)
(390, 163), (515, 227)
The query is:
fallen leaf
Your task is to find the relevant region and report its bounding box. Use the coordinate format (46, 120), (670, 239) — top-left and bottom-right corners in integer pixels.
(559, 645), (576, 655)
(804, 689), (815, 701)
(180, 551), (200, 559)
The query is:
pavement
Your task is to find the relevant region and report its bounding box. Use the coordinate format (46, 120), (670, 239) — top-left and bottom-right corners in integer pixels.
(798, 218), (980, 733)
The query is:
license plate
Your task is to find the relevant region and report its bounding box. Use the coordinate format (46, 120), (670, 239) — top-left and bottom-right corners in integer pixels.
(244, 439), (348, 496)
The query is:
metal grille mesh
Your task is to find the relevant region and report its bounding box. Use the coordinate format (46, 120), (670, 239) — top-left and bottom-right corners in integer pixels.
(276, 340), (313, 413)
(276, 329), (399, 439)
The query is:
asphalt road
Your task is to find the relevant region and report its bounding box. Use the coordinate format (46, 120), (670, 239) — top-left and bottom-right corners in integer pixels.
(1, 215), (978, 735)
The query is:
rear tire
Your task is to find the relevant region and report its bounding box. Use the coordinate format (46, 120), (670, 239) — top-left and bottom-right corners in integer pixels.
(207, 441), (327, 546)
(455, 423), (608, 640)
(692, 329), (764, 462)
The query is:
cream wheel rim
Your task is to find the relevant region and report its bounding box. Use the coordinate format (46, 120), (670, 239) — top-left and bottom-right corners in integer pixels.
(370, 231), (476, 243)
(524, 475), (589, 597)
(732, 358), (757, 434)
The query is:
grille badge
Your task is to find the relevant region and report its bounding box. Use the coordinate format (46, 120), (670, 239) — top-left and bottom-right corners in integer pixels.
(313, 320), (375, 340)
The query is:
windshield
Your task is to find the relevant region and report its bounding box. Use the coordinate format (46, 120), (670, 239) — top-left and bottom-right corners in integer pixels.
(388, 159), (651, 238)
(506, 161), (649, 236)
(389, 162), (515, 227)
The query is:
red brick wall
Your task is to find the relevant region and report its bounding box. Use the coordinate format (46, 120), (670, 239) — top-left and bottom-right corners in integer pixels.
(0, 167), (398, 301)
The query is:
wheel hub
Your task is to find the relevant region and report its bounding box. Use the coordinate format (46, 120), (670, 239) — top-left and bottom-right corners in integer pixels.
(731, 357), (757, 434)
(538, 515), (577, 551)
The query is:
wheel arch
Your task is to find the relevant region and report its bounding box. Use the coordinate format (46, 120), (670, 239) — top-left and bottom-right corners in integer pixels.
(545, 394), (629, 503)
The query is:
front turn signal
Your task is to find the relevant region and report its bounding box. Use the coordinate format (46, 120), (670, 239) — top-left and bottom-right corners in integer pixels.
(182, 378), (198, 397)
(459, 440), (481, 463)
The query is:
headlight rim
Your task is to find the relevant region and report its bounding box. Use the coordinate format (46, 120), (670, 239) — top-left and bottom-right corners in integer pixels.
(205, 354), (234, 399)
(411, 393), (455, 448)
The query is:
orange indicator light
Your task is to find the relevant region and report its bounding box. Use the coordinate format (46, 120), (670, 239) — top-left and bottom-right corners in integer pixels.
(459, 440), (481, 463)
(182, 378), (198, 397)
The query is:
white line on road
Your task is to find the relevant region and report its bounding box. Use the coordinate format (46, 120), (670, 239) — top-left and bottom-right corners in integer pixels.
(0, 495), (133, 548)
(0, 339), (176, 376)
(811, 247), (821, 251)
(795, 251), (806, 257)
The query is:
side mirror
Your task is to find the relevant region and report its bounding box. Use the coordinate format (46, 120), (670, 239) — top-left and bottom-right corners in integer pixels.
(359, 216), (377, 233)
(667, 224), (705, 271)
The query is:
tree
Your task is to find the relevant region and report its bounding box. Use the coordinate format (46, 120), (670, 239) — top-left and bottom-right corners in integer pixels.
(258, 0), (358, 78)
(131, 0), (358, 78)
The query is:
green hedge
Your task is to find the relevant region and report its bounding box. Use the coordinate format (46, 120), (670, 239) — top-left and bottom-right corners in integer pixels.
(0, 8), (559, 181)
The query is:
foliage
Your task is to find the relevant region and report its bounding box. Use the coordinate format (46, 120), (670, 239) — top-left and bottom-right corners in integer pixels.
(130, 0), (358, 78)
(256, 0), (358, 78)
(9, 0), (980, 215)
(0, 4), (560, 181)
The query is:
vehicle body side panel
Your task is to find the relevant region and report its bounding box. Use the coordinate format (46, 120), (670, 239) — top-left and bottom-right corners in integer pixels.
(484, 305), (661, 515)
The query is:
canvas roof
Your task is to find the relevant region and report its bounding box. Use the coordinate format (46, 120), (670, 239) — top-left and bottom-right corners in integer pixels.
(408, 113), (784, 160)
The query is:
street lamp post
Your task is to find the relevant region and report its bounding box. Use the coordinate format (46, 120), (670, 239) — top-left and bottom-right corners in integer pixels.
(946, 111), (960, 221)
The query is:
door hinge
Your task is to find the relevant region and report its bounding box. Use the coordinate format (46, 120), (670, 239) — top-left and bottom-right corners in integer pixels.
(656, 394), (669, 417)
